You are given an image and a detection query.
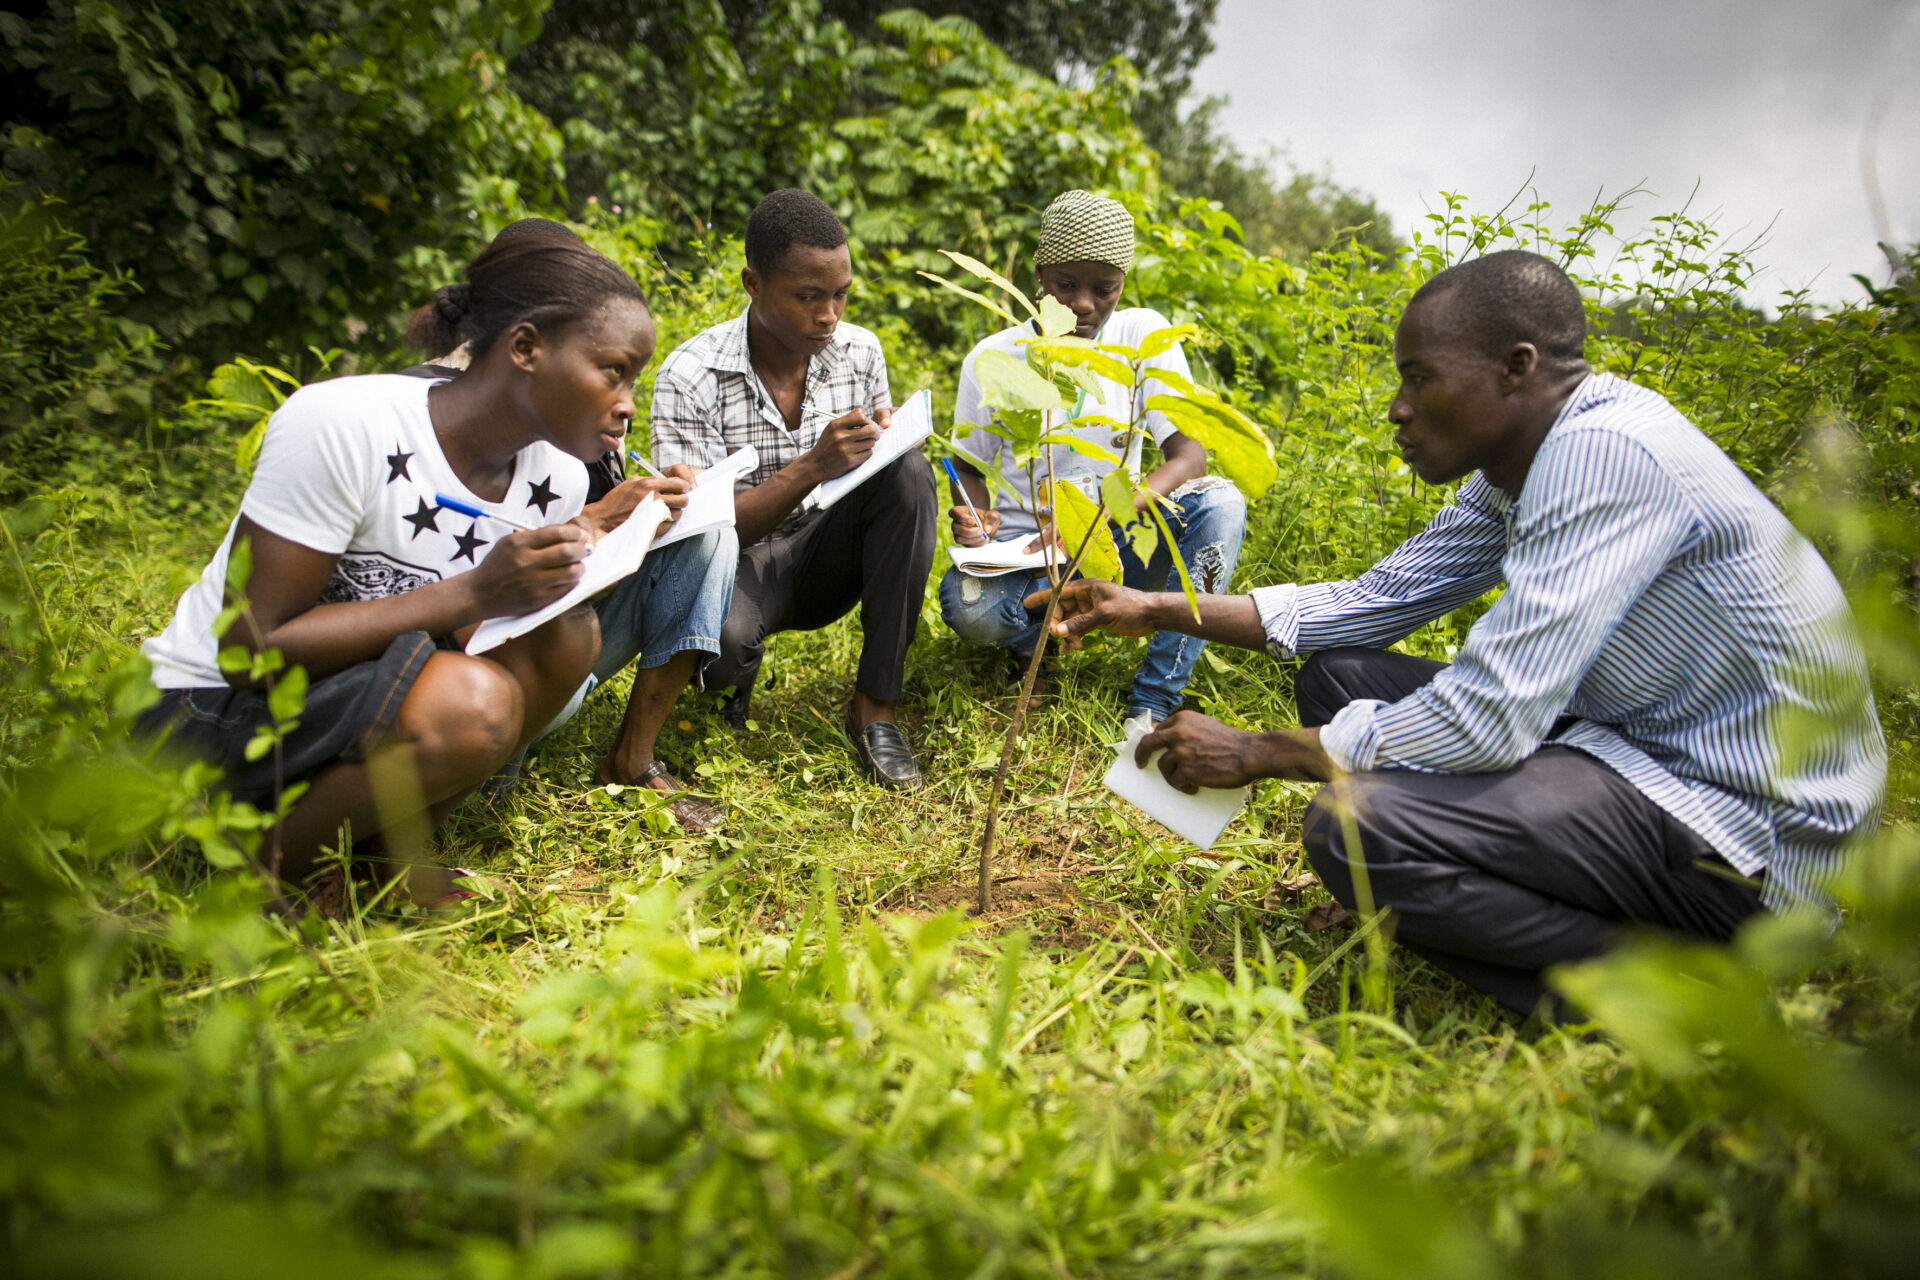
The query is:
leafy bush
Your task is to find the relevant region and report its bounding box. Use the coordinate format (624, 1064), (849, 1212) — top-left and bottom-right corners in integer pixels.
(1, 0), (563, 364)
(0, 199), (164, 475)
(511, 0), (853, 238)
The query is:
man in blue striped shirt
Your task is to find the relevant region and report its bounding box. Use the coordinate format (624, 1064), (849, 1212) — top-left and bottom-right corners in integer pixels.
(1034, 250), (1887, 1018)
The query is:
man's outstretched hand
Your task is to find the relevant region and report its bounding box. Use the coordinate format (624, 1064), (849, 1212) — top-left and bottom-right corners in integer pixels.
(1022, 579), (1161, 649)
(1136, 711), (1341, 793)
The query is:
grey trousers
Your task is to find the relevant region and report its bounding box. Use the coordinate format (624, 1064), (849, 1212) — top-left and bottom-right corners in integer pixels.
(1296, 648), (1765, 1018)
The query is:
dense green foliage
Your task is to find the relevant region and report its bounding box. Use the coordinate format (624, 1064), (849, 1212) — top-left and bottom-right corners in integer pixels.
(0, 197), (163, 471)
(4, 3), (1920, 1276)
(2, 0), (561, 362)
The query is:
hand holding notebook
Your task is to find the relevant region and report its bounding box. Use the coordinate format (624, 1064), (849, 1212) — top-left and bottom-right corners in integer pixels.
(467, 494), (668, 654)
(812, 389), (934, 510)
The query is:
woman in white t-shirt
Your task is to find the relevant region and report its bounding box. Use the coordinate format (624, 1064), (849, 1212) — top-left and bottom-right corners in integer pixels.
(138, 235), (689, 910)
(941, 190), (1247, 724)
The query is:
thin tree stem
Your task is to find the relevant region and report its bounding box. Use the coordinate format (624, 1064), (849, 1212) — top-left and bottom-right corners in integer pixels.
(975, 504), (1106, 915)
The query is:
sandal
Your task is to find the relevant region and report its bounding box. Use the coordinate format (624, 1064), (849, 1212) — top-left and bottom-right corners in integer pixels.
(599, 760), (726, 832)
(416, 866), (511, 912)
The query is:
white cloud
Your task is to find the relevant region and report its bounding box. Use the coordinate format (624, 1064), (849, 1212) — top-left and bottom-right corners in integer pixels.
(1190, 0), (1920, 306)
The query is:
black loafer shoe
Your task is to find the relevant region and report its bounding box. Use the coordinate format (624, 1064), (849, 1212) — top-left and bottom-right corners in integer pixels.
(845, 707), (923, 792)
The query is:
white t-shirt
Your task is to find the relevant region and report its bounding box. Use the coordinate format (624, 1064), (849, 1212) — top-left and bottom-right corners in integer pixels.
(951, 307), (1193, 537)
(143, 373), (590, 689)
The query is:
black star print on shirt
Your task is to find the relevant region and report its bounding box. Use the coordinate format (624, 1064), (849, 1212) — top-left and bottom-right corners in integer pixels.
(402, 499), (441, 539)
(451, 523), (489, 564)
(525, 475), (558, 517)
(385, 447), (413, 483)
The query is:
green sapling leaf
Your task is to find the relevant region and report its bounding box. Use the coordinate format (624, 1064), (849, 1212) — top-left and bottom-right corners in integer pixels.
(1100, 471), (1136, 524)
(1145, 394), (1278, 497)
(1035, 433), (1122, 467)
(916, 271), (1021, 327)
(935, 249), (1038, 319)
(224, 536), (253, 594)
(277, 779), (310, 818)
(975, 350), (1068, 414)
(1030, 339), (1135, 385)
(1137, 323), (1201, 358)
(1036, 294), (1077, 338)
(268, 664), (308, 724)
(1047, 480), (1121, 582)
(1145, 497), (1200, 619)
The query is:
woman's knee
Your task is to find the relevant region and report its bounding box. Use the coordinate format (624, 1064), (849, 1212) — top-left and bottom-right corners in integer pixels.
(1171, 476), (1245, 524)
(400, 653), (525, 775)
(548, 601), (602, 682)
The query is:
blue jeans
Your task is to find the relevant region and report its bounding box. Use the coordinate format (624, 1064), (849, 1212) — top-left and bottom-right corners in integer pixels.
(541, 525), (739, 737)
(938, 476), (1246, 721)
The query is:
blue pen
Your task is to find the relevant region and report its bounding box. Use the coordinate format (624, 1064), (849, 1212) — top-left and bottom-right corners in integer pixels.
(432, 493), (590, 554)
(626, 449), (665, 478)
(940, 457), (988, 537)
(434, 493), (534, 533)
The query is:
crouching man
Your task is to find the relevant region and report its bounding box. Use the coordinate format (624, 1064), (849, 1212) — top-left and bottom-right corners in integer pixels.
(1034, 250), (1887, 1018)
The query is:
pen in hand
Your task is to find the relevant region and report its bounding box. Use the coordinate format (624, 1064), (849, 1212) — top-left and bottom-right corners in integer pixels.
(941, 457), (989, 541)
(434, 493), (592, 555)
(433, 493), (534, 533)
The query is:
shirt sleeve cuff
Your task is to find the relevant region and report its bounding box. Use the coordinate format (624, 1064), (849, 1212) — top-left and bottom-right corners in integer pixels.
(1248, 583), (1300, 657)
(1319, 699), (1384, 773)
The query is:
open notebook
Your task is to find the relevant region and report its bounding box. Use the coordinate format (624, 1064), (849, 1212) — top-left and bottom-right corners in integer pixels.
(948, 537), (1053, 578)
(653, 445), (759, 549)
(812, 389), (934, 510)
(466, 493), (668, 655)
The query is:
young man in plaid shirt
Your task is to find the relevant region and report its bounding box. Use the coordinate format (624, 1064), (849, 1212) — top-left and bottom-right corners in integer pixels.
(648, 189), (937, 791)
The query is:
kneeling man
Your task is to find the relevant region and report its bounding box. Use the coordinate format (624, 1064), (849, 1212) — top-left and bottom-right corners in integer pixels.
(1039, 250), (1887, 1017)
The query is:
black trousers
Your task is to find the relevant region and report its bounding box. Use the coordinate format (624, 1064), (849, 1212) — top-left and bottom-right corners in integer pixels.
(707, 451), (938, 707)
(1296, 647), (1765, 1017)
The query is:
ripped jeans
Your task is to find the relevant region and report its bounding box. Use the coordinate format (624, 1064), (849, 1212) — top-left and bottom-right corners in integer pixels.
(937, 476), (1246, 722)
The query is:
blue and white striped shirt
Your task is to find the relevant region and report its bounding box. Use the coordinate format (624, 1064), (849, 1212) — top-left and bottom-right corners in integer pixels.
(1252, 373), (1886, 911)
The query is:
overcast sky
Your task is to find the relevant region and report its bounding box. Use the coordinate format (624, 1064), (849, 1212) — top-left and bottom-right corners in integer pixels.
(1188, 0), (1920, 308)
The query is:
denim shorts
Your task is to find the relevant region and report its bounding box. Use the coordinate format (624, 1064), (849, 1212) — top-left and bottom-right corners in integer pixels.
(135, 631), (439, 810)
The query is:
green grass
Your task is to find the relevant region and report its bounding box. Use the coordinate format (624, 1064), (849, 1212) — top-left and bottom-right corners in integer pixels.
(6, 433), (1918, 1279)
(8, 187), (1920, 1274)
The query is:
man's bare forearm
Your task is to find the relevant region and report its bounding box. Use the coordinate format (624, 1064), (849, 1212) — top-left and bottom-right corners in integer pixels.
(734, 457), (826, 546)
(1145, 591), (1271, 650)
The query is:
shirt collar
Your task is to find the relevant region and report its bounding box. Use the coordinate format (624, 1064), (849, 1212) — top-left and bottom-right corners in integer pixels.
(699, 310), (753, 375)
(699, 307), (852, 378)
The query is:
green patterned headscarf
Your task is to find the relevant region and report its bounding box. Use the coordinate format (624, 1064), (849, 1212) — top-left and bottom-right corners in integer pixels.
(1034, 190), (1134, 273)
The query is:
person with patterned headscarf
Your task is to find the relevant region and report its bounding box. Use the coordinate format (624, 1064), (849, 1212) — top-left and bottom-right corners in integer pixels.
(940, 190), (1248, 725)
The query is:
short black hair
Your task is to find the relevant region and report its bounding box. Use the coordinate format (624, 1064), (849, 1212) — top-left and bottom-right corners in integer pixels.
(1410, 250), (1588, 364)
(744, 188), (848, 275)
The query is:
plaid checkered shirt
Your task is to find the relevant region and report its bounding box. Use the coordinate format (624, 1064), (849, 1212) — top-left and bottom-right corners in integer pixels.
(648, 309), (892, 531)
